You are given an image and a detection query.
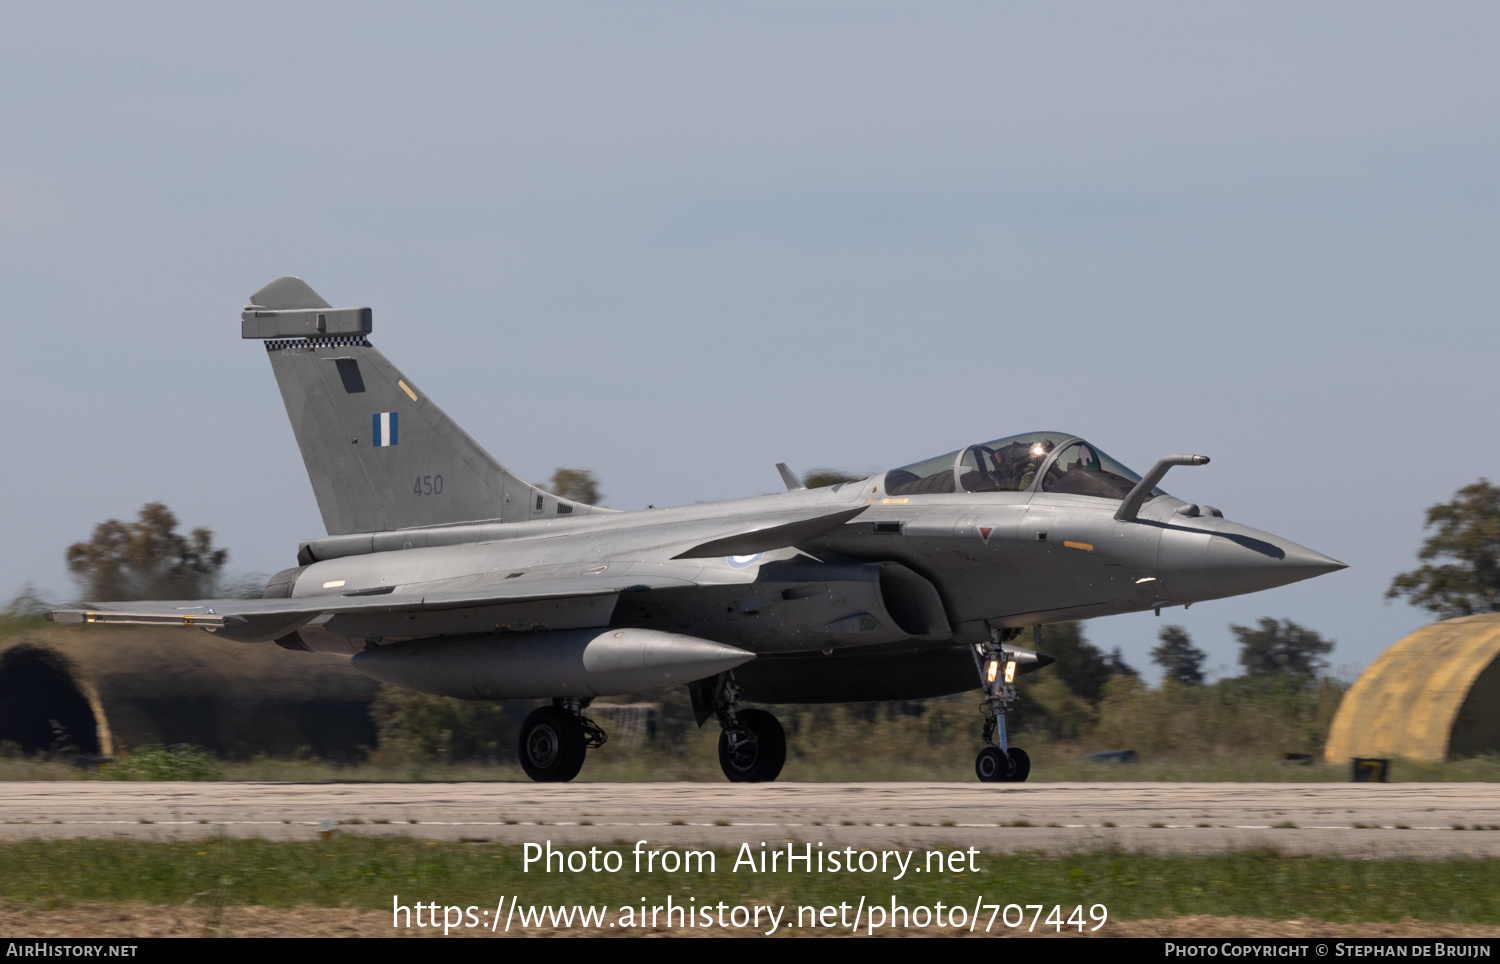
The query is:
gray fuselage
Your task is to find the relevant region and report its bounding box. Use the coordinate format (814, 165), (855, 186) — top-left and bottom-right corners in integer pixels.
(281, 459), (1339, 659)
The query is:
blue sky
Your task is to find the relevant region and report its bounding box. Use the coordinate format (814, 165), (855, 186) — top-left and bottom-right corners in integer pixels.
(3, 3), (1496, 680)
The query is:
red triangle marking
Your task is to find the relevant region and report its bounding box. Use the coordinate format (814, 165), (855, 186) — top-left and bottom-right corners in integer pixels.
(979, 526), (993, 543)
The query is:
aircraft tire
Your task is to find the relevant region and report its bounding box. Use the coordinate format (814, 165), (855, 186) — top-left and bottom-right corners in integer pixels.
(975, 746), (1013, 783)
(718, 708), (786, 783)
(1007, 747), (1031, 783)
(518, 706), (587, 783)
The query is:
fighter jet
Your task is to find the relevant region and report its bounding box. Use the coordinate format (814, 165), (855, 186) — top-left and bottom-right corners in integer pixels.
(48, 278), (1347, 783)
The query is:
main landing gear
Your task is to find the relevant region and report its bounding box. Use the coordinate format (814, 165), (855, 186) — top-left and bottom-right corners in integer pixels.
(701, 672), (786, 782)
(972, 629), (1031, 783)
(518, 699), (607, 783)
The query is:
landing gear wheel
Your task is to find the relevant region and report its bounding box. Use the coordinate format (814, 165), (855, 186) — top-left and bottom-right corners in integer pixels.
(1007, 747), (1031, 783)
(518, 706), (586, 783)
(718, 708), (786, 783)
(975, 746), (1016, 783)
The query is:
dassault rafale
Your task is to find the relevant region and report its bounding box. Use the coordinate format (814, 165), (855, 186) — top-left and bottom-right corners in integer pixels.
(49, 278), (1346, 783)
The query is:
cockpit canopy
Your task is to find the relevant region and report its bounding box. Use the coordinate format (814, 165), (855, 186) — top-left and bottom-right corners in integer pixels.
(883, 432), (1160, 500)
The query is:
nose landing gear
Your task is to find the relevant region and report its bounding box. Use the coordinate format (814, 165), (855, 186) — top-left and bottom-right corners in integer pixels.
(972, 630), (1031, 783)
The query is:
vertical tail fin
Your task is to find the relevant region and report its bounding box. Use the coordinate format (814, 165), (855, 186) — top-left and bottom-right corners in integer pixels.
(243, 277), (598, 535)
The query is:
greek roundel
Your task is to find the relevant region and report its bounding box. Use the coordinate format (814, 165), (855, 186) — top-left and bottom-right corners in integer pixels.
(372, 412), (399, 446)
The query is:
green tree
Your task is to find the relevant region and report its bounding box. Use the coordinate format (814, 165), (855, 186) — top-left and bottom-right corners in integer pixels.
(549, 468), (601, 505)
(1231, 618), (1333, 678)
(802, 469), (865, 488)
(1151, 625), (1206, 686)
(1035, 622), (1137, 703)
(371, 686), (518, 764)
(2, 584), (52, 620)
(65, 503), (228, 601)
(1386, 479), (1500, 619)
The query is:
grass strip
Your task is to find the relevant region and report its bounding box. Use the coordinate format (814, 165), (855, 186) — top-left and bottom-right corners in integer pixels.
(1, 839), (1497, 924)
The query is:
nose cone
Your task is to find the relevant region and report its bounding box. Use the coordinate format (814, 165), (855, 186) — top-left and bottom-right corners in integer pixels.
(1204, 522), (1347, 599)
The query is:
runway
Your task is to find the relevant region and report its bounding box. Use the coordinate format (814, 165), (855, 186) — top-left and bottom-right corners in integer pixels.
(3, 782), (1499, 855)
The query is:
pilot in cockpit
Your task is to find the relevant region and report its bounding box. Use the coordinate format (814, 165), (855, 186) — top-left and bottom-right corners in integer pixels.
(1016, 439), (1054, 491)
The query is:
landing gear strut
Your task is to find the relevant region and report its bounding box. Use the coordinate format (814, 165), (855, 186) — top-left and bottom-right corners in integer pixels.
(518, 698), (607, 783)
(972, 629), (1031, 783)
(705, 673), (786, 782)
